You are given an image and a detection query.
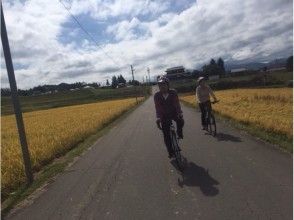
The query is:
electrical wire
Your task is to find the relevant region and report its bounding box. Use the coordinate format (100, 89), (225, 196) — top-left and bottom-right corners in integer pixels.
(58, 0), (121, 68)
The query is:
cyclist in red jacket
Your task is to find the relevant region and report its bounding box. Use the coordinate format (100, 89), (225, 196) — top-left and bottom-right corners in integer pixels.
(154, 76), (184, 158)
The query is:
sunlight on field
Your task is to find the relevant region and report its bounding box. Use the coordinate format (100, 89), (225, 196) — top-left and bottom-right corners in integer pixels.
(180, 88), (293, 138)
(1, 98), (141, 195)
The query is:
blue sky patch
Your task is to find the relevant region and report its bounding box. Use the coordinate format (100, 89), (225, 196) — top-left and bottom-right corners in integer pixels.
(58, 0), (196, 47)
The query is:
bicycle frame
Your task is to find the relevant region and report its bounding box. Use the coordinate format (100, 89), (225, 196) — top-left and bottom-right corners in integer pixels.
(203, 100), (218, 136)
(204, 103), (212, 121)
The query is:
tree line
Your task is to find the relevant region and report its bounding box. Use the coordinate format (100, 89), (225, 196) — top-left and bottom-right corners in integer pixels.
(108, 74), (140, 88)
(1, 82), (101, 97)
(109, 75), (126, 88)
(1, 73), (135, 97)
(202, 57), (225, 78)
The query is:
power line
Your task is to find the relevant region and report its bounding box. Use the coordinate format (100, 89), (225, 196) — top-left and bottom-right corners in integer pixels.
(59, 0), (150, 83)
(58, 0), (121, 67)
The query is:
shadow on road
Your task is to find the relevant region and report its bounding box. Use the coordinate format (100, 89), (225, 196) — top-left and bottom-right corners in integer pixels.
(215, 132), (242, 142)
(171, 158), (219, 197)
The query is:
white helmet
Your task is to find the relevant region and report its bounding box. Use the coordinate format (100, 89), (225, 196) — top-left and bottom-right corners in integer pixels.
(157, 76), (169, 85)
(197, 77), (205, 83)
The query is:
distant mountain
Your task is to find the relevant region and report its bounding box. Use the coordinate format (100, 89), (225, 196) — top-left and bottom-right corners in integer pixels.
(225, 58), (287, 71)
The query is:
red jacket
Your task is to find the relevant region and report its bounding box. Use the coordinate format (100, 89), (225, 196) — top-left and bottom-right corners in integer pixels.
(154, 89), (183, 120)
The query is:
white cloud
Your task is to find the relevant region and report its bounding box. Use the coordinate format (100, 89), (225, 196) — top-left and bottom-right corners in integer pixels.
(1, 0), (292, 89)
(106, 17), (143, 41)
(69, 0), (171, 19)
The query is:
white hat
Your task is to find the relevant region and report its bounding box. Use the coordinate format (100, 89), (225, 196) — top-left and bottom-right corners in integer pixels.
(197, 77), (205, 83)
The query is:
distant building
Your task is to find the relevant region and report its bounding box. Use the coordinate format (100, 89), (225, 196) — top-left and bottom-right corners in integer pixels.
(258, 59), (287, 72)
(83, 86), (94, 89)
(117, 83), (126, 88)
(268, 67), (286, 72)
(230, 68), (247, 74)
(165, 66), (189, 80)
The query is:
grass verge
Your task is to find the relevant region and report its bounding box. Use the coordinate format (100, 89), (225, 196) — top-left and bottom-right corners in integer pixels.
(1, 97), (147, 217)
(181, 100), (292, 153)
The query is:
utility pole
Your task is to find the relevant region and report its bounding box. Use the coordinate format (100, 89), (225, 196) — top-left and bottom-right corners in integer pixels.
(130, 65), (138, 103)
(1, 4), (34, 184)
(145, 75), (148, 96)
(147, 67), (151, 85)
(131, 65), (134, 81)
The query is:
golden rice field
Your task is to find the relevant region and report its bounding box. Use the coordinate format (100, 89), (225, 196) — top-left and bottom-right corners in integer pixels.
(1, 98), (141, 195)
(180, 88), (293, 138)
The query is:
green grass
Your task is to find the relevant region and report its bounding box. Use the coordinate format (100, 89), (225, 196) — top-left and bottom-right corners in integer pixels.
(1, 86), (151, 116)
(1, 97), (147, 217)
(181, 99), (292, 153)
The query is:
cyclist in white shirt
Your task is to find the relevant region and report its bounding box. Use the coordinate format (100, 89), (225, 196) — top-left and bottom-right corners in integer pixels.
(196, 77), (218, 130)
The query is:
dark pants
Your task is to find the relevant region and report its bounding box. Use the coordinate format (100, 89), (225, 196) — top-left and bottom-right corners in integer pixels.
(161, 117), (184, 155)
(199, 101), (212, 126)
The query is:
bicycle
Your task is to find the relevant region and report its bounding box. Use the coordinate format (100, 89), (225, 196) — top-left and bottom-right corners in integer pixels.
(157, 120), (184, 171)
(204, 100), (219, 137)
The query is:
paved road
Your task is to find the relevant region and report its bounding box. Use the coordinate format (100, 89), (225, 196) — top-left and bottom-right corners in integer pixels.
(6, 91), (292, 220)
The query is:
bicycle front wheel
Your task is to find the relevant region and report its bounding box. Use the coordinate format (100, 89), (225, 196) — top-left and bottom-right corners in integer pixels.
(171, 131), (183, 171)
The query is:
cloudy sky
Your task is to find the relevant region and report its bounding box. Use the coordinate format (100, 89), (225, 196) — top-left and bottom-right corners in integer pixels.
(1, 0), (293, 89)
